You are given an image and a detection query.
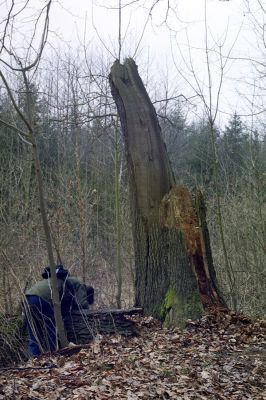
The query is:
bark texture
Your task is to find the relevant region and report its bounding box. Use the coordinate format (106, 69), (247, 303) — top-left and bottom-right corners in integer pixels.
(109, 59), (203, 325)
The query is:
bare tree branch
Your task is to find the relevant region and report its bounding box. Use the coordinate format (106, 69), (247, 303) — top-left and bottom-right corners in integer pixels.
(0, 0), (52, 72)
(0, 116), (32, 144)
(0, 69), (32, 132)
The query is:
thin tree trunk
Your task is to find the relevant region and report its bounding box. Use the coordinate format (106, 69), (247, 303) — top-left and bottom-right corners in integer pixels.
(23, 75), (68, 349)
(75, 121), (87, 283)
(209, 121), (236, 309)
(30, 136), (68, 348)
(2, 263), (8, 314)
(114, 121), (123, 308)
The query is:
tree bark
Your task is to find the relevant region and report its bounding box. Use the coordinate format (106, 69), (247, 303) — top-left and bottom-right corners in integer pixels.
(109, 59), (226, 326)
(109, 59), (199, 325)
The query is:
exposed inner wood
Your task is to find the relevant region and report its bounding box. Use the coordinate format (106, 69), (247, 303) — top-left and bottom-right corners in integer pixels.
(160, 185), (227, 310)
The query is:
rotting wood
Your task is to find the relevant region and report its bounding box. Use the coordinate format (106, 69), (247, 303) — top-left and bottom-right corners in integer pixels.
(160, 185), (226, 311)
(64, 308), (142, 344)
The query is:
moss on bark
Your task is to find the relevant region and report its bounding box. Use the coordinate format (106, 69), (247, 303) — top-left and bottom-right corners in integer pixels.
(160, 288), (203, 328)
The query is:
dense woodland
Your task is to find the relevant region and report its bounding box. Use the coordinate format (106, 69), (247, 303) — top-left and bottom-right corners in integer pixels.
(0, 4), (266, 400)
(0, 0), (266, 390)
(0, 54), (265, 317)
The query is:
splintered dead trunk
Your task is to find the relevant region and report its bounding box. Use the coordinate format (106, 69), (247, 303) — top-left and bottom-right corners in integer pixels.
(109, 59), (226, 326)
(160, 186), (226, 311)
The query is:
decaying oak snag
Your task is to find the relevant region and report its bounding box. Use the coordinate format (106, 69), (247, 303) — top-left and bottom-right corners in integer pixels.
(109, 58), (226, 326)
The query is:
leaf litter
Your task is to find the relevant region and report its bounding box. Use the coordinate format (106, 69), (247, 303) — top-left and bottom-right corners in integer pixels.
(0, 311), (265, 399)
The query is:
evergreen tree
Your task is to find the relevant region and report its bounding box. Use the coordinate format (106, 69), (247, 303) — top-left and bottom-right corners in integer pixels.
(220, 112), (249, 190)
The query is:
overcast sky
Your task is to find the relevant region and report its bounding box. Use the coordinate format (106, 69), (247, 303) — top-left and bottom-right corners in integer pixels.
(0, 0), (264, 126)
(48, 0), (264, 124)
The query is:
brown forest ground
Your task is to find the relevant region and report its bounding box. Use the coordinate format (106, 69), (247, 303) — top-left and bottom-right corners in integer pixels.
(0, 312), (265, 400)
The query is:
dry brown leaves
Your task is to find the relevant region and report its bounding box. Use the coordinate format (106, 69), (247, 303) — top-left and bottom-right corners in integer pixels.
(0, 311), (265, 400)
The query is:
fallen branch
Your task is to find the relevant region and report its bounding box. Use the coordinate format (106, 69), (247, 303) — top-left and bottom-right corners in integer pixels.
(64, 307), (143, 344)
(78, 307), (143, 317)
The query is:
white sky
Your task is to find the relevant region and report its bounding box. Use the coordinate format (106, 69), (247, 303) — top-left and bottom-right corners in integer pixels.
(47, 0), (263, 124)
(0, 0), (264, 126)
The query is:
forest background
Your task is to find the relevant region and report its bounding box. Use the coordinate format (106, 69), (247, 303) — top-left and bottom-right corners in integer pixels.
(0, 0), (265, 325)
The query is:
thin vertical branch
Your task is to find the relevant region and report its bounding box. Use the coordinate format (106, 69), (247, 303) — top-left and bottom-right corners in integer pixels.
(203, 0), (235, 308)
(114, 118), (122, 309)
(204, 0), (212, 117)
(118, 0), (122, 62)
(22, 70), (68, 347)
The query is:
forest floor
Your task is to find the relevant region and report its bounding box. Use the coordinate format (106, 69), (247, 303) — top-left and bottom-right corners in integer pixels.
(0, 311), (265, 400)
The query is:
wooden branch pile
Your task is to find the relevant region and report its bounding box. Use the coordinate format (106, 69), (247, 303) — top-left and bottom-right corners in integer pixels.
(64, 308), (143, 344)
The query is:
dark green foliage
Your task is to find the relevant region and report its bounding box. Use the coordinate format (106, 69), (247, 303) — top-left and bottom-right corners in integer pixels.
(219, 112), (249, 190)
(160, 112), (216, 189)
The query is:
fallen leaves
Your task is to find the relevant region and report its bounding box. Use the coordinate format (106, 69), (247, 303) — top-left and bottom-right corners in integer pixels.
(0, 311), (265, 399)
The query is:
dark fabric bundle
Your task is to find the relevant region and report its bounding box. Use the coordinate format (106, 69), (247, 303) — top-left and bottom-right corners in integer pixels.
(87, 286), (94, 304)
(42, 265), (69, 280)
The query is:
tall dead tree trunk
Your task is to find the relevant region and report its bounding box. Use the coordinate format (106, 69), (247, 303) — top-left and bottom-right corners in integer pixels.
(109, 59), (226, 326)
